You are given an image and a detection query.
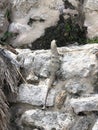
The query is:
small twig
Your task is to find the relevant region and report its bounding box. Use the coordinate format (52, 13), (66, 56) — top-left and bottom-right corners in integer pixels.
(16, 67), (27, 84)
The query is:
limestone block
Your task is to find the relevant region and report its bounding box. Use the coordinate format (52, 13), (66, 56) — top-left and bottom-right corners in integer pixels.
(9, 44), (98, 130)
(92, 119), (98, 130)
(70, 95), (98, 114)
(17, 44), (98, 79)
(20, 109), (74, 130)
(17, 84), (55, 107)
(71, 117), (90, 130)
(65, 78), (93, 95)
(17, 49), (50, 78)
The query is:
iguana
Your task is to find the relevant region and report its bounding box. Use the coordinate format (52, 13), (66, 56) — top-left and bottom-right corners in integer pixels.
(42, 40), (60, 110)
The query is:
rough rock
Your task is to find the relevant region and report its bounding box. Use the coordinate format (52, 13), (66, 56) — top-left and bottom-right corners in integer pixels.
(8, 44), (98, 129)
(92, 119), (98, 130)
(16, 44), (98, 107)
(61, 45), (97, 79)
(65, 78), (93, 95)
(6, 0), (89, 48)
(7, 0), (98, 47)
(17, 84), (55, 107)
(70, 95), (98, 114)
(73, 117), (90, 130)
(17, 44), (98, 80)
(20, 109), (74, 130)
(9, 0), (64, 47)
(17, 50), (50, 81)
(84, 0), (98, 38)
(71, 115), (95, 130)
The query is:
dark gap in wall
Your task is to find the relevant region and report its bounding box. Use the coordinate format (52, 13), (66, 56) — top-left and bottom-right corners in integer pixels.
(63, 0), (75, 9)
(31, 15), (87, 50)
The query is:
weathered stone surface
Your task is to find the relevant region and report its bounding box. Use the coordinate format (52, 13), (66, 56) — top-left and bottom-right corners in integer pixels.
(8, 44), (98, 129)
(84, 0), (98, 38)
(61, 45), (97, 79)
(20, 109), (74, 130)
(92, 119), (98, 130)
(1, 0), (98, 129)
(9, 0), (64, 47)
(70, 95), (98, 114)
(71, 116), (95, 130)
(17, 44), (98, 80)
(17, 84), (55, 107)
(65, 78), (93, 95)
(16, 44), (98, 109)
(7, 0), (98, 46)
(17, 50), (50, 80)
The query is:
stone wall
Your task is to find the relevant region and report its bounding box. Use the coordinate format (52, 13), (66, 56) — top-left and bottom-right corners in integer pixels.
(0, 1), (98, 130)
(0, 0), (98, 48)
(9, 44), (98, 130)
(7, 0), (98, 47)
(9, 0), (64, 47)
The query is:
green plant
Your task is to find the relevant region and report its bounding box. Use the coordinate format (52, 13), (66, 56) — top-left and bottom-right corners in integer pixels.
(87, 37), (98, 43)
(0, 31), (13, 45)
(1, 31), (12, 41)
(65, 23), (71, 32)
(4, 9), (11, 22)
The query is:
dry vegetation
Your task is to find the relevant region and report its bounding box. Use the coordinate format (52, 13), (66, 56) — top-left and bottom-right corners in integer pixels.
(0, 48), (19, 130)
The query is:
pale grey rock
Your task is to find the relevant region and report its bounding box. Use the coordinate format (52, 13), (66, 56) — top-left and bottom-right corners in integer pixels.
(84, 0), (98, 38)
(61, 49), (96, 79)
(16, 48), (32, 54)
(17, 51), (39, 82)
(92, 119), (98, 130)
(71, 117), (90, 130)
(65, 78), (93, 95)
(4, 48), (17, 60)
(9, 0), (64, 47)
(84, 0), (98, 11)
(9, 22), (31, 33)
(71, 116), (95, 130)
(63, 8), (78, 16)
(20, 109), (74, 130)
(70, 95), (98, 114)
(17, 44), (98, 80)
(17, 50), (50, 79)
(17, 84), (55, 107)
(0, 47), (20, 68)
(33, 52), (50, 77)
